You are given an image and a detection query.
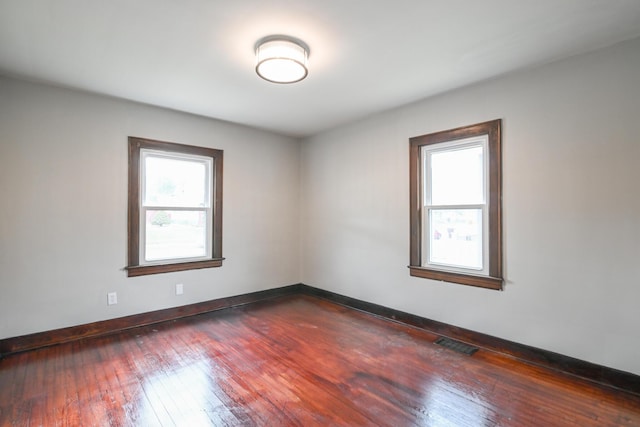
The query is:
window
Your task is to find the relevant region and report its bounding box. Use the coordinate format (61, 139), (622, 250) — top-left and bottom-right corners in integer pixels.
(127, 137), (223, 277)
(409, 120), (502, 290)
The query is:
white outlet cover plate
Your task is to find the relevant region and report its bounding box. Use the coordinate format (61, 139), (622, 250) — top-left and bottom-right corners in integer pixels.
(107, 292), (117, 305)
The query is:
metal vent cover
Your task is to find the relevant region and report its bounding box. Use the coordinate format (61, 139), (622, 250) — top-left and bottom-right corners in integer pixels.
(434, 337), (479, 356)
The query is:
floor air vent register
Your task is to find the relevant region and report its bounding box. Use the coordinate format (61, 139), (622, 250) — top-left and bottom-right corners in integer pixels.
(434, 337), (479, 356)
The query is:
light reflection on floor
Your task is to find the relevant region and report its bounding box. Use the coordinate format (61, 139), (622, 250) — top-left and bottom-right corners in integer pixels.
(421, 377), (495, 427)
(138, 358), (236, 426)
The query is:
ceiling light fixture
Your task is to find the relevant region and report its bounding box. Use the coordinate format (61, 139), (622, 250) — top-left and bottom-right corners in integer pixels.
(255, 35), (309, 84)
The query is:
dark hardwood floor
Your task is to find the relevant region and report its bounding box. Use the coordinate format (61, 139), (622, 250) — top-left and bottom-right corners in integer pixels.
(1, 295), (639, 426)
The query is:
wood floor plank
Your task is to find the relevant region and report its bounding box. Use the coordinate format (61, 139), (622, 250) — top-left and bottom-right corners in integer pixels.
(1, 294), (639, 426)
(77, 338), (114, 426)
(64, 342), (90, 427)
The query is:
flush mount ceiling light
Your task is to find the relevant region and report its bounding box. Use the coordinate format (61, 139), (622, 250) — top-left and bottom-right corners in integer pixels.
(255, 35), (309, 84)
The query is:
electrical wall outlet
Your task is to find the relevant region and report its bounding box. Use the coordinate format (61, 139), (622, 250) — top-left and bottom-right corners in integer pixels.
(107, 292), (118, 305)
(175, 283), (184, 295)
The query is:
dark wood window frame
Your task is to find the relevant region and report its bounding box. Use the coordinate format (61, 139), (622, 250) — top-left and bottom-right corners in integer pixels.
(409, 119), (503, 290)
(126, 137), (224, 277)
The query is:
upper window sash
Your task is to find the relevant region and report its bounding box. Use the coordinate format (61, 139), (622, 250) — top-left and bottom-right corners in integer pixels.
(422, 137), (487, 207)
(140, 149), (212, 209)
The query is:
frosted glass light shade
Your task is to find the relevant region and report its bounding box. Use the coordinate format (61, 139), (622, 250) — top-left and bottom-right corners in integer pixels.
(255, 37), (309, 83)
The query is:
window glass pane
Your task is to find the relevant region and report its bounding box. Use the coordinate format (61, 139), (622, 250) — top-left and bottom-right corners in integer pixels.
(428, 209), (482, 270)
(145, 210), (207, 261)
(430, 145), (483, 205)
(144, 156), (208, 207)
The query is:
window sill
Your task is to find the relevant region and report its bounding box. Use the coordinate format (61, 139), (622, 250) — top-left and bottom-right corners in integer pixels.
(409, 266), (502, 290)
(126, 258), (225, 277)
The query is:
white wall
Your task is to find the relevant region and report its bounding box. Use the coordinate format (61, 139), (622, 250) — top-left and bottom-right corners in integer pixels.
(301, 37), (640, 375)
(0, 77), (301, 339)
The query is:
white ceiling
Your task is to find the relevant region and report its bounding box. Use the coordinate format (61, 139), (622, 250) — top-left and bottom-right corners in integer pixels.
(1, 1), (640, 137)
